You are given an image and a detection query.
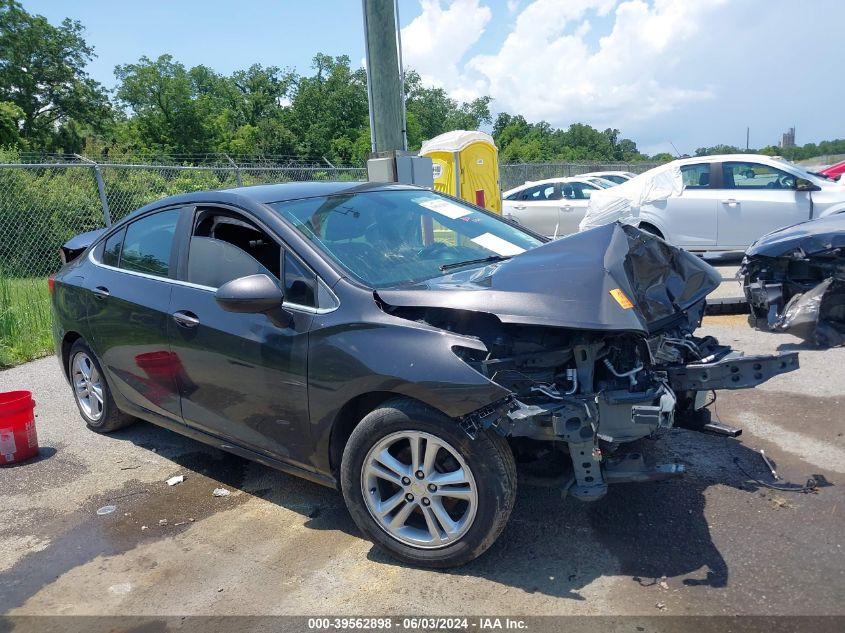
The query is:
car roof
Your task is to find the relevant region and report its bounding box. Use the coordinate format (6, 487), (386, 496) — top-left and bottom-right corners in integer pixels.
(220, 180), (416, 203)
(672, 153), (792, 167)
(120, 181), (422, 222)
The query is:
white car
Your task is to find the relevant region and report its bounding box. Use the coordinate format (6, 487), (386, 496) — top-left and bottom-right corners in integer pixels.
(502, 177), (613, 238)
(582, 170), (636, 185)
(629, 155), (845, 250)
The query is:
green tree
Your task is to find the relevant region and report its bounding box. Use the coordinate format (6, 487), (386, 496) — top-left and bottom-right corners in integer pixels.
(0, 101), (23, 146)
(694, 144), (742, 156)
(114, 55), (215, 153)
(0, 0), (111, 151)
(286, 54), (369, 162)
(403, 71), (492, 149)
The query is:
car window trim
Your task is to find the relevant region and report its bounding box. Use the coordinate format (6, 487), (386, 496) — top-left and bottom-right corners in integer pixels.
(88, 247), (338, 315)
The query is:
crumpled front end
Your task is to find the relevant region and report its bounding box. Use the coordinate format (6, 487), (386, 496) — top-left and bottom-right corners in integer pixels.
(381, 224), (800, 501)
(740, 215), (845, 347)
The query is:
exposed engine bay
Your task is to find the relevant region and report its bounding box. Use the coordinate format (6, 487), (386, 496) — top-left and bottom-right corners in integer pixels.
(741, 214), (845, 348)
(379, 223), (800, 501)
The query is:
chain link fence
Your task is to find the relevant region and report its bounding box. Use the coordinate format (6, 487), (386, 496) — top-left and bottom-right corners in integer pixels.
(0, 156), (659, 278)
(0, 160), (367, 278)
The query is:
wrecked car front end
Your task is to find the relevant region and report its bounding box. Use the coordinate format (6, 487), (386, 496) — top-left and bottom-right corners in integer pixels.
(380, 223), (799, 500)
(740, 214), (845, 347)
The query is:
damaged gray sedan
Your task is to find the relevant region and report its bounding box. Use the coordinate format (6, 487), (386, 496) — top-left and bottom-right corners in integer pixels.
(52, 183), (798, 568)
(741, 213), (845, 347)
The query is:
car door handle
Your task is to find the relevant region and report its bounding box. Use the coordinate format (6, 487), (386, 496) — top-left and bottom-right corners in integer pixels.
(513, 204), (526, 210)
(721, 199), (739, 206)
(172, 310), (200, 328)
(92, 286), (109, 299)
(562, 205), (573, 211)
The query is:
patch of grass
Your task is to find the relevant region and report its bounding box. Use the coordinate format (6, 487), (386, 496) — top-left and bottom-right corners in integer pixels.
(0, 273), (53, 368)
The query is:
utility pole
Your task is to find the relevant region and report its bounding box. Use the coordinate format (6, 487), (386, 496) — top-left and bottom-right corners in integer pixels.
(361, 0), (431, 186)
(746, 126), (750, 151)
(361, 0), (406, 153)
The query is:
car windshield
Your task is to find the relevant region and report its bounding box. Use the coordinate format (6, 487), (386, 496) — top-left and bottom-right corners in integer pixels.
(269, 189), (543, 288)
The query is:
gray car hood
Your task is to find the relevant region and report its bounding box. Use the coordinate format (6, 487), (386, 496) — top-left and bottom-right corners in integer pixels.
(745, 213), (845, 258)
(377, 223), (721, 334)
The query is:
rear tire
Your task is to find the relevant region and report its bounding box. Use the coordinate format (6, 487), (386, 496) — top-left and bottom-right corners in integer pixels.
(341, 397), (516, 568)
(68, 339), (134, 433)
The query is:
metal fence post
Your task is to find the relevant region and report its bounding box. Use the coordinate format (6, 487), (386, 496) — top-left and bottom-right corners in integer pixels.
(225, 154), (243, 186)
(75, 154), (112, 226)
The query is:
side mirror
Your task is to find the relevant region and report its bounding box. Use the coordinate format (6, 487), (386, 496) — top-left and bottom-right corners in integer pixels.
(796, 178), (821, 192)
(215, 274), (283, 314)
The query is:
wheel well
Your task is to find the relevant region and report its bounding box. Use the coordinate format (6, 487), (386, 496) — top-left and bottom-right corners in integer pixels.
(61, 332), (82, 378)
(639, 222), (664, 239)
(328, 391), (418, 477)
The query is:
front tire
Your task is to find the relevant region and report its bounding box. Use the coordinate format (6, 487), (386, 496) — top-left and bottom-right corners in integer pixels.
(68, 339), (134, 433)
(341, 398), (516, 568)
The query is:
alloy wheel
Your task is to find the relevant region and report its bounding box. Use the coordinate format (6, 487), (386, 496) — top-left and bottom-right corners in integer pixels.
(361, 430), (478, 549)
(72, 352), (104, 422)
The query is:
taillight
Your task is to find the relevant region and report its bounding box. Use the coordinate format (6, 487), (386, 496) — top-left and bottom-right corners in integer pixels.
(48, 276), (55, 294)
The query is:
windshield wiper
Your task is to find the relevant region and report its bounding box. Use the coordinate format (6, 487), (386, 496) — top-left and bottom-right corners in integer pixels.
(439, 255), (511, 272)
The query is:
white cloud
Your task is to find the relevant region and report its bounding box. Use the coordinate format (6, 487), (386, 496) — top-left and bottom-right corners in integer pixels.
(400, 0), (492, 100)
(402, 0), (726, 130)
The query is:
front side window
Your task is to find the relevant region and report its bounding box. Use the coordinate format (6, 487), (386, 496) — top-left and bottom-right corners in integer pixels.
(722, 162), (796, 190)
(187, 209), (280, 289)
(518, 184), (558, 201)
(562, 182), (599, 200)
(120, 209), (181, 277)
(270, 190), (543, 288)
(681, 164), (711, 189)
(284, 252), (316, 307)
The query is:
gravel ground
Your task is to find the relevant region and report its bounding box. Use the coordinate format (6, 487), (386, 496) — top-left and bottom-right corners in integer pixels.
(1, 289), (843, 618)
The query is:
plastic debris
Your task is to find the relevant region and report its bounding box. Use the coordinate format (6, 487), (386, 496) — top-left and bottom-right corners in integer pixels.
(212, 488), (231, 497)
(158, 519), (168, 526)
(166, 475), (184, 486)
(96, 505), (116, 516)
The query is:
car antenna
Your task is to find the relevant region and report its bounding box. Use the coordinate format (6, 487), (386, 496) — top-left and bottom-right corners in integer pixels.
(669, 141), (682, 158)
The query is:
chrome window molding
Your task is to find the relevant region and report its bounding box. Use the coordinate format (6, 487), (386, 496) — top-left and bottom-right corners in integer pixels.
(88, 249), (340, 315)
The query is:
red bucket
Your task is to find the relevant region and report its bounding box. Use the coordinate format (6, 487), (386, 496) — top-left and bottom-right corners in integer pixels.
(0, 391), (39, 465)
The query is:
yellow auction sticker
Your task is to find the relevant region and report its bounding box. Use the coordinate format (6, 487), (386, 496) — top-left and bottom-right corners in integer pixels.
(609, 288), (634, 309)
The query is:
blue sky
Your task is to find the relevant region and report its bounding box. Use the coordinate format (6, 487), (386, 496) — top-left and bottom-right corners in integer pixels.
(20, 0), (845, 156)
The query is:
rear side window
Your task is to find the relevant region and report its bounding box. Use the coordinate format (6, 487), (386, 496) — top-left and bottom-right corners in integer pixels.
(102, 228), (125, 267)
(120, 209), (181, 278)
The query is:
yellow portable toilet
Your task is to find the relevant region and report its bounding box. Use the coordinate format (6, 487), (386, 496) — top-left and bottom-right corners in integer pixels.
(419, 130), (502, 214)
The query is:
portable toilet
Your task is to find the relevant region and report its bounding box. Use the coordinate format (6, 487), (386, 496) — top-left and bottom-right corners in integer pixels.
(419, 130), (502, 214)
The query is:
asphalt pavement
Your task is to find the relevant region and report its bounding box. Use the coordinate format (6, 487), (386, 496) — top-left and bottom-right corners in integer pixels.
(1, 268), (843, 618)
